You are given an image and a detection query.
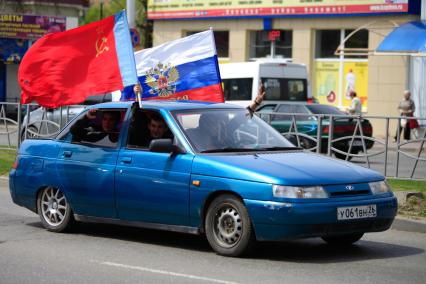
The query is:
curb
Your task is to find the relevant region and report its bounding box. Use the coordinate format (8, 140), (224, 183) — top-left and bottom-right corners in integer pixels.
(391, 216), (426, 234)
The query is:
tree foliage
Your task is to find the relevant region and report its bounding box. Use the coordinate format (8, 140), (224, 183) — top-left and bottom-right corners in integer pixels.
(81, 0), (152, 48)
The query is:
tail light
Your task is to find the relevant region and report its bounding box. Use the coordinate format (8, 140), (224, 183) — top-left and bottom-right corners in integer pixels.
(322, 125), (356, 134)
(307, 98), (314, 104)
(12, 159), (19, 169)
(363, 125), (373, 136)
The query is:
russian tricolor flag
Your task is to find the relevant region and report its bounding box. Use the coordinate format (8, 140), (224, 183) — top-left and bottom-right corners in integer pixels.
(121, 30), (224, 103)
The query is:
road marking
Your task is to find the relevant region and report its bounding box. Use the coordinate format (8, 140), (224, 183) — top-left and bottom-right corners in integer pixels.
(95, 260), (239, 284)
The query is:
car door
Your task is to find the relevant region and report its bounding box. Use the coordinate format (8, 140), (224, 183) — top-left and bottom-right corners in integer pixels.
(115, 109), (193, 226)
(55, 107), (127, 218)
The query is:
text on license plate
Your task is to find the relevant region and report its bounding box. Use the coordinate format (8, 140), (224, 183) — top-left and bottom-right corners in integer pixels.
(337, 205), (377, 220)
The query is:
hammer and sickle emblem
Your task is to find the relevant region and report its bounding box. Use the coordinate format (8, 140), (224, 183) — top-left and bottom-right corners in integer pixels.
(96, 37), (109, 57)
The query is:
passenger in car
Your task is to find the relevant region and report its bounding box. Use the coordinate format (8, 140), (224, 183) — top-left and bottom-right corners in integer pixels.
(127, 110), (173, 148)
(70, 109), (121, 147)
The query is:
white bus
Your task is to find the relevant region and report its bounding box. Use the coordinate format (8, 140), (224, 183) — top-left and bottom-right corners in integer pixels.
(219, 59), (312, 106)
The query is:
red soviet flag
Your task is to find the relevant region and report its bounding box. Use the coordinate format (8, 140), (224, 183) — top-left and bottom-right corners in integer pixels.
(18, 11), (138, 108)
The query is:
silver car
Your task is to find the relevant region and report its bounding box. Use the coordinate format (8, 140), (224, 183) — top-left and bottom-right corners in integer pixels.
(21, 94), (112, 140)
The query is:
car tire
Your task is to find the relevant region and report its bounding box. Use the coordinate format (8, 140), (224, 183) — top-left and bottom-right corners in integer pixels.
(321, 233), (364, 245)
(334, 152), (353, 161)
(205, 194), (256, 257)
(37, 187), (74, 232)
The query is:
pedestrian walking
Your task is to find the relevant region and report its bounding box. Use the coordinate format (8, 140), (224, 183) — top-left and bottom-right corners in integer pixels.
(395, 90), (416, 141)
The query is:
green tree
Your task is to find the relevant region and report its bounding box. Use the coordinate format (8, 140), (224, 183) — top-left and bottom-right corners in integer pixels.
(81, 0), (152, 48)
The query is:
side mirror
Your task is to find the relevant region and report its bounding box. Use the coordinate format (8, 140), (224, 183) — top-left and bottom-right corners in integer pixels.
(149, 139), (185, 154)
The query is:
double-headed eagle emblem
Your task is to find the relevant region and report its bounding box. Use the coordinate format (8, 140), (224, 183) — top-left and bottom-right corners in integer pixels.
(145, 62), (179, 97)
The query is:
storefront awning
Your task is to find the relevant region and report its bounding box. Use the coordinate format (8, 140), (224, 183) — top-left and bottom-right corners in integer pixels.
(376, 21), (426, 56)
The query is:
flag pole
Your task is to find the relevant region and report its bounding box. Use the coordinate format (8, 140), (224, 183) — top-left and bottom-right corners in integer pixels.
(135, 83), (142, 108)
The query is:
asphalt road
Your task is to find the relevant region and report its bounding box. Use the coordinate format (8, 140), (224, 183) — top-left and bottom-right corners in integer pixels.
(1, 178), (426, 284)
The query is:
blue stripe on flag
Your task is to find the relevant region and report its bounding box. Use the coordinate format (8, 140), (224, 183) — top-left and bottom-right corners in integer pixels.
(114, 10), (138, 87)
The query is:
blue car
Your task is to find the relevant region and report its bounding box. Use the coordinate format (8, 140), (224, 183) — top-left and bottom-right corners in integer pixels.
(9, 101), (397, 257)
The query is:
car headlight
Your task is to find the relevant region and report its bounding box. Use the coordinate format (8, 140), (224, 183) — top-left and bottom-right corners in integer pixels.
(369, 181), (391, 195)
(272, 185), (328, 198)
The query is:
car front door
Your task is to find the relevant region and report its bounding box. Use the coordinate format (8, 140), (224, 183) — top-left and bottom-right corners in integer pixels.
(115, 110), (193, 226)
(55, 108), (127, 218)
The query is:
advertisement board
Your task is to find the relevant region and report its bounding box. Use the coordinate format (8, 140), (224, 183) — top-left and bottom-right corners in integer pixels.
(314, 60), (368, 111)
(0, 14), (66, 40)
(148, 0), (409, 19)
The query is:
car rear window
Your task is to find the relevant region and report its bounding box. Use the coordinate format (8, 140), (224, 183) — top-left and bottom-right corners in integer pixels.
(306, 104), (344, 115)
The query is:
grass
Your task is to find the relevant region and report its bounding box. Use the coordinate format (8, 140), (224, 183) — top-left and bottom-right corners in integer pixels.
(387, 178), (426, 194)
(0, 149), (16, 175)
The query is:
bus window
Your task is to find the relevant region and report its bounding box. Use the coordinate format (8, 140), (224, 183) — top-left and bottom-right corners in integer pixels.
(222, 78), (253, 101)
(261, 78), (307, 101)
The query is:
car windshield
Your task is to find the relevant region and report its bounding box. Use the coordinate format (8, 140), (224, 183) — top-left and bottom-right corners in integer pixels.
(172, 108), (295, 153)
(306, 104), (345, 115)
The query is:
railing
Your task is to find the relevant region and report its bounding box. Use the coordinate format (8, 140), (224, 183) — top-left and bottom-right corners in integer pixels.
(1, 102), (425, 180)
(259, 111), (426, 180)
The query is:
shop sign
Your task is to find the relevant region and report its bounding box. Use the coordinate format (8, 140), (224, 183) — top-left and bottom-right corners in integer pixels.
(147, 0), (409, 19)
(0, 38), (29, 63)
(314, 60), (368, 110)
(0, 14), (66, 40)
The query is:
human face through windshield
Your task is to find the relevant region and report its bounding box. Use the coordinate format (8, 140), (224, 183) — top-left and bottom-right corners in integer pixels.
(173, 108), (294, 153)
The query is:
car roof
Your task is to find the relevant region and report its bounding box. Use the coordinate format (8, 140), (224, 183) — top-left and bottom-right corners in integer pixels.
(87, 100), (246, 111)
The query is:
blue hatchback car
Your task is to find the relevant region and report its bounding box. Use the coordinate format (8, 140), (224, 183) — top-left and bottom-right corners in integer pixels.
(9, 101), (397, 257)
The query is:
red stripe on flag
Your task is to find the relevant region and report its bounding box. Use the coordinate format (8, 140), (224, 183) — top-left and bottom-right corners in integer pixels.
(142, 83), (224, 103)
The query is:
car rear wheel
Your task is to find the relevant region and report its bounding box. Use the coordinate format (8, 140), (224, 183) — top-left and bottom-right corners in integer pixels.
(321, 232), (364, 245)
(205, 194), (255, 257)
(37, 187), (74, 232)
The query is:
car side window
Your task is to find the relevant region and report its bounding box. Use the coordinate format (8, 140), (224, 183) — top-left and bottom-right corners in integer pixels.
(126, 109), (174, 150)
(57, 108), (126, 148)
(274, 104), (292, 121)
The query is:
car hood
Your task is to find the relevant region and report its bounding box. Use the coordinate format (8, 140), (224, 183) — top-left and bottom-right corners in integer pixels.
(192, 151), (383, 185)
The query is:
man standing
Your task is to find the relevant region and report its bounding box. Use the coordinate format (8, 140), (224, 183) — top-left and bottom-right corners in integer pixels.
(347, 91), (362, 116)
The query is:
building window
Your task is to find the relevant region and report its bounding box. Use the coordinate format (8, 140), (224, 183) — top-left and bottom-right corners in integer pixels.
(315, 29), (368, 59)
(186, 31), (229, 58)
(315, 30), (340, 59)
(314, 29), (369, 111)
(344, 29), (369, 59)
(249, 30), (292, 59)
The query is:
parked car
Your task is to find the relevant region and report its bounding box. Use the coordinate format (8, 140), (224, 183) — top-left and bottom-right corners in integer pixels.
(9, 101), (397, 257)
(20, 93), (113, 140)
(257, 102), (374, 160)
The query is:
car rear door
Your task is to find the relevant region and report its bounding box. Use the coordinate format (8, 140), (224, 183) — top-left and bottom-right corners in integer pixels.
(55, 107), (127, 218)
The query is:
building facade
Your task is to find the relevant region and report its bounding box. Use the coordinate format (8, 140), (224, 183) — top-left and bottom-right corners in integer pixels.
(148, 0), (421, 125)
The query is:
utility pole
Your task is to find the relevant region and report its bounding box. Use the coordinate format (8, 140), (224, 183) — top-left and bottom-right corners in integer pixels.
(127, 0), (136, 28)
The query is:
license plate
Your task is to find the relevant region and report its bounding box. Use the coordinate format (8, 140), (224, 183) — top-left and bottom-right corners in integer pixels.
(337, 205), (377, 220)
(348, 140), (364, 147)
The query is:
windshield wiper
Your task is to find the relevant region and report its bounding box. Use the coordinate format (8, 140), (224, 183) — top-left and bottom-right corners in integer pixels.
(255, 146), (303, 151)
(200, 147), (254, 153)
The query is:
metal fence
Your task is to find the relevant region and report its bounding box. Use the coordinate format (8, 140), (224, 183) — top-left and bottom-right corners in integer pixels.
(1, 102), (425, 180)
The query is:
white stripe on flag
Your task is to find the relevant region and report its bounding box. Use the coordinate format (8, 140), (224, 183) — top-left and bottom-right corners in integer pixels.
(134, 30), (216, 75)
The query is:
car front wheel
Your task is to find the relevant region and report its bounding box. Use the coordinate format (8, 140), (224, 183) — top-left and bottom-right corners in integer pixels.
(321, 232), (364, 245)
(37, 187), (74, 232)
(205, 194), (255, 257)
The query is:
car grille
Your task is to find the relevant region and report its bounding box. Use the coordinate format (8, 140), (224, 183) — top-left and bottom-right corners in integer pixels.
(329, 190), (371, 197)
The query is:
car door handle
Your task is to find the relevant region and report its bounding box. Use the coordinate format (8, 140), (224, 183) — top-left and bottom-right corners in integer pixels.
(121, 157), (132, 164)
(62, 151), (72, 158)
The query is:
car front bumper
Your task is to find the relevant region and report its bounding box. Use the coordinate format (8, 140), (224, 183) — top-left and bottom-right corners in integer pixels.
(244, 195), (397, 241)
